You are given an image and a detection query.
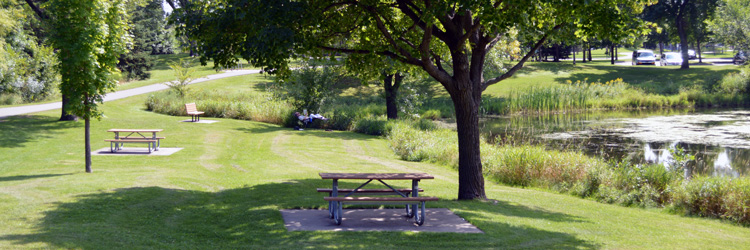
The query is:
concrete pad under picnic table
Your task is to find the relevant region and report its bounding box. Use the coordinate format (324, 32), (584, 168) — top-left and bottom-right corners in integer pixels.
(93, 147), (183, 156)
(280, 208), (483, 233)
(180, 119), (218, 124)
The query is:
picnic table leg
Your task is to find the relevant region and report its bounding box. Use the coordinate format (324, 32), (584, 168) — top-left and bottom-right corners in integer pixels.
(152, 132), (160, 151)
(407, 179), (419, 218)
(331, 179), (343, 225)
(415, 201), (425, 226)
(330, 179), (338, 219)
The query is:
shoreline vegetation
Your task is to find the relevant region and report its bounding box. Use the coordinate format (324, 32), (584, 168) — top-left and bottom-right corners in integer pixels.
(144, 62), (750, 226)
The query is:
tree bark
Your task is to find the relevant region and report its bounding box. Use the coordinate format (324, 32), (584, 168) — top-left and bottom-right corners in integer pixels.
(588, 46), (592, 61)
(384, 73), (403, 120)
(610, 44), (615, 65)
(697, 41), (703, 63)
(59, 94), (78, 121)
(85, 116), (92, 173)
(451, 86), (486, 200)
(676, 0), (691, 69)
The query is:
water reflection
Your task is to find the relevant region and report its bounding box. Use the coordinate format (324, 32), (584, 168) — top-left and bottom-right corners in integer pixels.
(480, 109), (750, 177)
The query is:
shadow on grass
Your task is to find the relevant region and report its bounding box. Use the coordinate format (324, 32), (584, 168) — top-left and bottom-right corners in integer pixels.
(0, 174), (71, 182)
(562, 64), (737, 95)
(235, 123), (379, 142)
(1, 179), (598, 249)
(0, 115), (80, 148)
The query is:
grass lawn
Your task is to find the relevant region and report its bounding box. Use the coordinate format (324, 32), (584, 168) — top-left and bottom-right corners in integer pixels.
(1, 74), (749, 249)
(0, 54), (257, 108)
(484, 61), (739, 97)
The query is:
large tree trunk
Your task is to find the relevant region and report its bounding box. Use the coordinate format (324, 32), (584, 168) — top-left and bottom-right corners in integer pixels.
(59, 94), (77, 121)
(452, 88), (486, 200)
(383, 73), (403, 120)
(676, 0), (690, 69)
(581, 44), (587, 63)
(610, 44), (615, 65)
(588, 46), (592, 61)
(697, 41), (703, 63)
(553, 43), (560, 62)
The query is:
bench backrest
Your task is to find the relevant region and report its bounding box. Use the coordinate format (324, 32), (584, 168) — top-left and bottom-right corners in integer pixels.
(185, 103), (199, 113)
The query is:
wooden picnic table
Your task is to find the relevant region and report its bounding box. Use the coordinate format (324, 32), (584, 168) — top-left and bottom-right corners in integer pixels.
(106, 129), (164, 153)
(319, 172), (437, 226)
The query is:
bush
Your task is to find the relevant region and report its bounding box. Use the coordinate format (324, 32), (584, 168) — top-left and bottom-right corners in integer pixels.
(353, 116), (390, 135)
(671, 176), (750, 224)
(716, 69), (750, 95)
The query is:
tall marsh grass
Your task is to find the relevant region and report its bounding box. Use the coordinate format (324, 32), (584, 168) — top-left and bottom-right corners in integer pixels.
(386, 123), (750, 225)
(146, 90), (294, 124)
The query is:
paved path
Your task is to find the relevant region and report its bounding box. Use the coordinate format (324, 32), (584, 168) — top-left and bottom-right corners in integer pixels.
(0, 70), (260, 119)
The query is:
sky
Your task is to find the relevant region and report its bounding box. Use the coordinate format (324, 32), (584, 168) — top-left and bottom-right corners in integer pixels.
(162, 0), (173, 14)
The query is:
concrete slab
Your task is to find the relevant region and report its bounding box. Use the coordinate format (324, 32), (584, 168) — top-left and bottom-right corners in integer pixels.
(180, 119), (218, 124)
(93, 147), (183, 156)
(280, 208), (483, 233)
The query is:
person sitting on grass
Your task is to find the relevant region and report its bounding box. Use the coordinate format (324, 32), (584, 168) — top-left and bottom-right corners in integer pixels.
(295, 111), (328, 123)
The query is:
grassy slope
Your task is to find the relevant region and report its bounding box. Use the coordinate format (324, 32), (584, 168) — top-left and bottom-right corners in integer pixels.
(1, 75), (749, 249)
(0, 54), (255, 108)
(484, 61), (739, 97)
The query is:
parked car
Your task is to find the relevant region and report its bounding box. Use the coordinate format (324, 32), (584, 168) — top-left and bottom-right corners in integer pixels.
(734, 51), (747, 65)
(686, 49), (696, 59)
(632, 50), (656, 65)
(661, 52), (683, 66)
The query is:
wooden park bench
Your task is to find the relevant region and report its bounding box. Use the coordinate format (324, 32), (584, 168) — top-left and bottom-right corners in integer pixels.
(185, 103), (205, 122)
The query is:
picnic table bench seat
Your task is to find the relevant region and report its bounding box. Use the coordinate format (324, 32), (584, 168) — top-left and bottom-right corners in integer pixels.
(185, 103), (205, 122)
(104, 139), (158, 153)
(316, 188), (423, 195)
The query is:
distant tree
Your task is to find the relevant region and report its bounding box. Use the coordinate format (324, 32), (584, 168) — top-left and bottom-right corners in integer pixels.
(708, 0), (750, 50)
(0, 0), (59, 103)
(118, 0), (174, 81)
(46, 0), (131, 173)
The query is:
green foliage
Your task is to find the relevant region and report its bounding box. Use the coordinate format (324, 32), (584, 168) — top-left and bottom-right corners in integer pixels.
(117, 52), (152, 80)
(385, 124), (750, 224)
(46, 0), (130, 119)
(146, 90), (294, 124)
(165, 58), (195, 97)
(117, 0), (172, 81)
(0, 4), (59, 103)
(709, 0), (750, 50)
(270, 61), (352, 113)
(670, 176), (750, 224)
(716, 68), (750, 95)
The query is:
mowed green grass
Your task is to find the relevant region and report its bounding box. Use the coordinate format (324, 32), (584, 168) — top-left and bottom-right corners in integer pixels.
(1, 74), (749, 249)
(485, 61), (739, 97)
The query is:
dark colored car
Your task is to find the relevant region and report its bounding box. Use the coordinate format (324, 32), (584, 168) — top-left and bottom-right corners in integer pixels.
(734, 51), (747, 65)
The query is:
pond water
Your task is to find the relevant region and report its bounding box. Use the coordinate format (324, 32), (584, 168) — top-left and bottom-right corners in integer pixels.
(481, 109), (750, 177)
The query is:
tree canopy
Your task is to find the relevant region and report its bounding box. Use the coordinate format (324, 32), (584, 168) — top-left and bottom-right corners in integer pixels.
(46, 0), (131, 172)
(709, 0), (750, 50)
(173, 0), (652, 199)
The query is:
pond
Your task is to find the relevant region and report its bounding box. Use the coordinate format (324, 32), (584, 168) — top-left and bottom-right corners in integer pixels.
(481, 109), (750, 177)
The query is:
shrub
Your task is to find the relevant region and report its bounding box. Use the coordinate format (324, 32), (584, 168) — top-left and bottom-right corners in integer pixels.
(671, 176), (750, 224)
(353, 116), (390, 136)
(716, 69), (750, 95)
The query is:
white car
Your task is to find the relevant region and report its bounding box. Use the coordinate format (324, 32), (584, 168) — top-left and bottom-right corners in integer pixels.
(661, 52), (683, 66)
(632, 50), (656, 65)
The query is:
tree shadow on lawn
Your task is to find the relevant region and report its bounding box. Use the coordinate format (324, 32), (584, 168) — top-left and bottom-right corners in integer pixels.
(235, 124), (380, 142)
(1, 179), (598, 249)
(562, 65), (737, 95)
(0, 115), (80, 148)
(0, 174), (72, 183)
